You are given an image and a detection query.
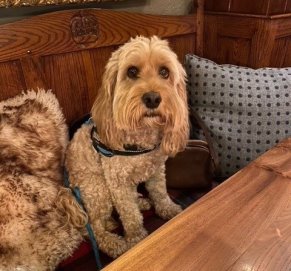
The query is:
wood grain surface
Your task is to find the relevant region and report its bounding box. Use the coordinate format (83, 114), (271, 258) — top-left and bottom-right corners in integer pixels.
(104, 138), (291, 271)
(0, 10), (196, 62)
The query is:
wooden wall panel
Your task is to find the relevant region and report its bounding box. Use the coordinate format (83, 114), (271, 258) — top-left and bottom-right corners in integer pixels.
(282, 38), (291, 66)
(286, 0), (291, 13)
(168, 34), (196, 63)
(217, 37), (251, 66)
(276, 18), (291, 38)
(0, 61), (26, 101)
(42, 52), (92, 124)
(203, 12), (291, 68)
(20, 56), (48, 90)
(204, 0), (230, 12)
(270, 37), (290, 67)
(87, 47), (117, 107)
(268, 0), (288, 15)
(230, 0), (268, 15)
(248, 20), (277, 68)
(204, 0), (291, 15)
(204, 15), (256, 66)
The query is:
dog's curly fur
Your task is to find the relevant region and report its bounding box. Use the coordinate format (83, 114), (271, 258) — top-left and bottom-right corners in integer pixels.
(0, 90), (84, 271)
(66, 36), (189, 258)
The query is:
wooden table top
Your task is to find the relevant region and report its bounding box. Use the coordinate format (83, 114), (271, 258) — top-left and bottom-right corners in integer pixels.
(104, 138), (291, 271)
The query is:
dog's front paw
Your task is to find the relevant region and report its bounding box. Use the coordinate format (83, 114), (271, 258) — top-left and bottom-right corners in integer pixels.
(155, 201), (182, 220)
(125, 228), (148, 247)
(99, 233), (129, 258)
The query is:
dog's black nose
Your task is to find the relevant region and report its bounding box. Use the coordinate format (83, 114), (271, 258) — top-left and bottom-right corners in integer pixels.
(142, 91), (161, 109)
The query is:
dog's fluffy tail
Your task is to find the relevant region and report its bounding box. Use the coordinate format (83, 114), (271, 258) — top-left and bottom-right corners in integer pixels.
(55, 188), (88, 229)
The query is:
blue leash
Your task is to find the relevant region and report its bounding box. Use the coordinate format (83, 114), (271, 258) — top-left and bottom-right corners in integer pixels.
(64, 169), (102, 270)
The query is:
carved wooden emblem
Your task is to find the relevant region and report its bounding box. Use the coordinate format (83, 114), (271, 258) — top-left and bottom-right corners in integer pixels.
(70, 11), (99, 45)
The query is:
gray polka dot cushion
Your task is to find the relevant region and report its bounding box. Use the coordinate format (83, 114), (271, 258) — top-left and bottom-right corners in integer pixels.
(185, 54), (291, 177)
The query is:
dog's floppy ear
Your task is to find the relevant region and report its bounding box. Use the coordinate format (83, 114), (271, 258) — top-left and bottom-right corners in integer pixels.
(101, 49), (120, 97)
(91, 49), (122, 147)
(161, 63), (189, 157)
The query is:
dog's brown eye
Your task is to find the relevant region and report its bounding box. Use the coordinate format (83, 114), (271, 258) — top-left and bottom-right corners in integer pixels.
(159, 66), (169, 79)
(127, 66), (139, 79)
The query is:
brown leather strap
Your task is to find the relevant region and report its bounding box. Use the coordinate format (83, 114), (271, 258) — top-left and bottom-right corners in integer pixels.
(189, 108), (221, 176)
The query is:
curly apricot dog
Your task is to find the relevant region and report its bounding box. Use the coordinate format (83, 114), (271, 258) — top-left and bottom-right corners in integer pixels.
(0, 90), (86, 271)
(66, 36), (189, 258)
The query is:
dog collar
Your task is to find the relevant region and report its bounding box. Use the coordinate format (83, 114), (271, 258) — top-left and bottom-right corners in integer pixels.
(90, 124), (159, 158)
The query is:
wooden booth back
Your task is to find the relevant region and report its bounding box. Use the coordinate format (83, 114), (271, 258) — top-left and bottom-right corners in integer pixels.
(0, 10), (197, 124)
(202, 0), (291, 68)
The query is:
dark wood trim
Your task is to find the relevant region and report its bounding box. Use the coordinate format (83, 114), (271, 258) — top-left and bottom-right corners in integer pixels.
(284, 0), (289, 13)
(205, 10), (291, 19)
(196, 0), (205, 56)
